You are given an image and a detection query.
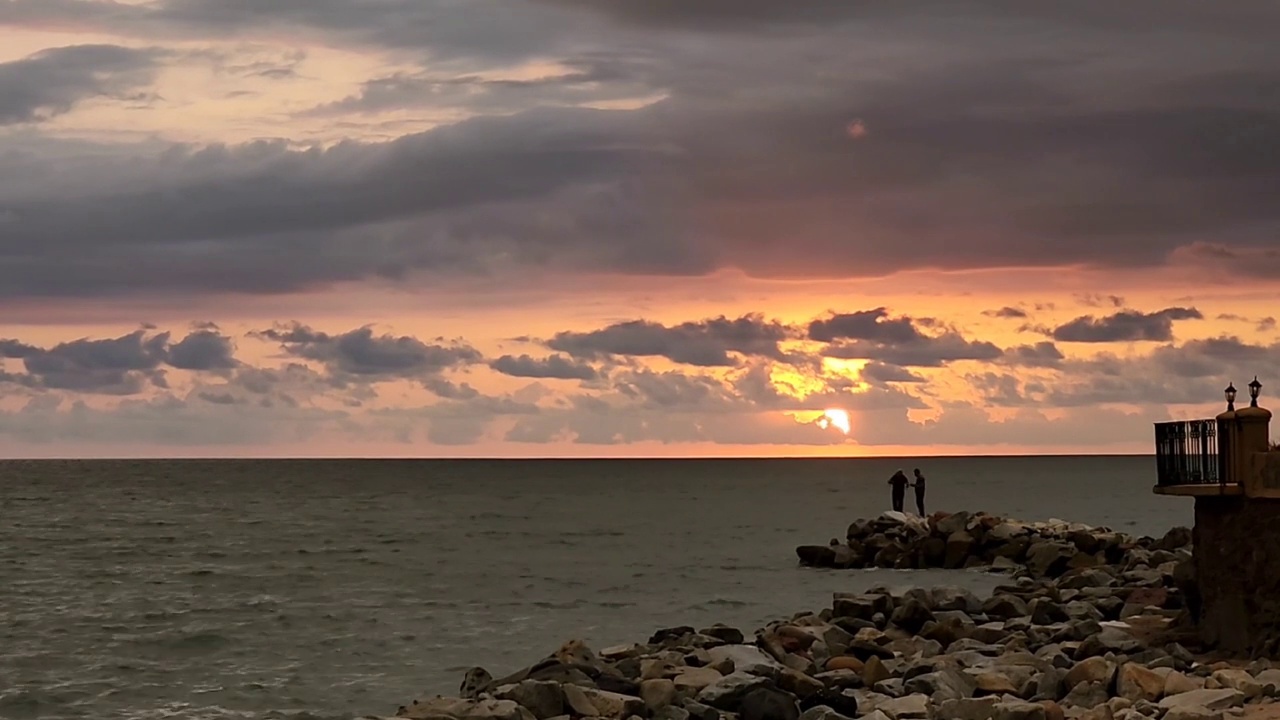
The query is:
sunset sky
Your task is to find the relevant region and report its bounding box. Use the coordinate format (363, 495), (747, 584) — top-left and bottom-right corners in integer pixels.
(1, 1), (1278, 457)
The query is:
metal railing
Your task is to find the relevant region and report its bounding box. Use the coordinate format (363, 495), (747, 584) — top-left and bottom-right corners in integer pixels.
(1154, 418), (1227, 486)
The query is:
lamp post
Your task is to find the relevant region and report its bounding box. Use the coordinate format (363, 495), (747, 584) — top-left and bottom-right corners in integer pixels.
(1227, 382), (1238, 412)
(1249, 376), (1262, 408)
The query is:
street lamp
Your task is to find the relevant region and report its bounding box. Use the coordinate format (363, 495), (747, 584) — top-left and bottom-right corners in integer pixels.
(1226, 382), (1237, 412)
(1249, 376), (1262, 408)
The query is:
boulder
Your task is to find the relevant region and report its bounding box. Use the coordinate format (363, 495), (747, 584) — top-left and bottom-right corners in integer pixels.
(675, 667), (725, 693)
(798, 545), (838, 567)
(824, 656), (864, 673)
(933, 587), (984, 613)
(740, 686), (801, 720)
(973, 673), (1020, 697)
(937, 697), (1000, 720)
(460, 668), (494, 700)
(1162, 671), (1203, 697)
(1028, 599), (1069, 626)
(708, 645), (785, 677)
(702, 625), (747, 645)
(938, 512), (974, 536)
(946, 531), (977, 569)
(398, 698), (536, 720)
(1065, 658), (1116, 691)
(576, 688), (645, 719)
(879, 694), (932, 720)
(778, 669), (824, 700)
(983, 595), (1030, 621)
(1116, 663), (1164, 702)
(1157, 688), (1245, 712)
(640, 680), (678, 712)
(1209, 669), (1262, 699)
(892, 599), (936, 634)
(799, 689), (859, 717)
(992, 701), (1048, 720)
(496, 681), (565, 720)
(904, 667), (977, 703)
(1062, 681), (1110, 709)
(697, 672), (772, 710)
(1026, 542), (1076, 577)
(798, 707), (856, 720)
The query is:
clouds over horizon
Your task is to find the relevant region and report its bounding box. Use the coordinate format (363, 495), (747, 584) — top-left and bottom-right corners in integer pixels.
(0, 1), (1278, 300)
(1, 303), (1273, 451)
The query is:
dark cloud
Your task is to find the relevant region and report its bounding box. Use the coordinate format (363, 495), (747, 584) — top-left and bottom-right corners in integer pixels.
(808, 308), (922, 344)
(547, 315), (790, 367)
(252, 323), (480, 378)
(490, 354), (598, 381)
(0, 44), (161, 125)
(860, 362), (926, 384)
(1051, 307), (1203, 343)
(166, 330), (237, 371)
(809, 309), (1002, 367)
(0, 329), (242, 394)
(984, 307), (1029, 319)
(0, 2), (1278, 298)
(1002, 342), (1065, 368)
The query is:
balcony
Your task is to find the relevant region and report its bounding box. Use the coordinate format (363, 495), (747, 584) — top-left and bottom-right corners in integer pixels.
(1154, 418), (1232, 495)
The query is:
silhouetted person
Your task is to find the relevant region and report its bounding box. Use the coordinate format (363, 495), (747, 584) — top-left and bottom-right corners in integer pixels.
(912, 468), (927, 516)
(888, 469), (910, 512)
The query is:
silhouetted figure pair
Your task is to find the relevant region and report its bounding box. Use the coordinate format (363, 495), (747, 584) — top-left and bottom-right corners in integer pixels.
(887, 468), (927, 515)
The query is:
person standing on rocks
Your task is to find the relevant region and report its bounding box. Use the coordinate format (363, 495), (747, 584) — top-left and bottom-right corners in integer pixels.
(888, 469), (910, 512)
(912, 468), (927, 516)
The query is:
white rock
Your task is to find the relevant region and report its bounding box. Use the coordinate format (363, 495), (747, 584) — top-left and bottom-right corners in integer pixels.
(706, 645), (785, 677)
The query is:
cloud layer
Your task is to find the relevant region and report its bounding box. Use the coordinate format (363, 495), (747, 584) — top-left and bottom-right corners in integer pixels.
(0, 1), (1277, 300)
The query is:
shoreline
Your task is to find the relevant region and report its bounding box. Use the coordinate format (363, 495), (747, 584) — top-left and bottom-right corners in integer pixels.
(367, 511), (1273, 720)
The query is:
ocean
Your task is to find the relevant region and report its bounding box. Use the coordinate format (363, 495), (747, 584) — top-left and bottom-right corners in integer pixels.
(0, 456), (1188, 720)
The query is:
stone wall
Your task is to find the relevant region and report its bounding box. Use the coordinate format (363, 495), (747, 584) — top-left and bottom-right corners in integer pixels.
(1193, 495), (1280, 654)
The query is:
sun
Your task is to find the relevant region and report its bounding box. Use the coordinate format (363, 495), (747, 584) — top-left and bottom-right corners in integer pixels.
(817, 408), (851, 435)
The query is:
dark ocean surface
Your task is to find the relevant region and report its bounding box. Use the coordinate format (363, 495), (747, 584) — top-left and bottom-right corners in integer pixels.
(0, 456), (1187, 719)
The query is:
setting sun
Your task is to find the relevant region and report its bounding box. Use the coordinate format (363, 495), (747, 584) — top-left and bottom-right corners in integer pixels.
(817, 408), (852, 435)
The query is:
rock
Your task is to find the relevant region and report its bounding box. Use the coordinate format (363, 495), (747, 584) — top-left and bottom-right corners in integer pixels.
(641, 680), (678, 712)
(880, 694), (932, 720)
(937, 697), (1000, 720)
(496, 681), (565, 720)
(676, 667), (726, 693)
(799, 690), (859, 717)
(892, 599), (936, 634)
(461, 667), (495, 700)
(798, 545), (839, 567)
(559, 685), (598, 717)
(974, 673), (1020, 697)
(1163, 671), (1203, 697)
(1065, 658), (1116, 691)
(1038, 701), (1065, 720)
(740, 686), (800, 720)
(778, 669), (824, 700)
(798, 707), (856, 720)
(708, 645), (785, 677)
(399, 698), (536, 720)
(992, 701), (1048, 720)
(864, 657), (894, 687)
(984, 595), (1030, 621)
(904, 667), (977, 703)
(946, 531), (977, 569)
(824, 656), (864, 673)
(1029, 599), (1069, 626)
(1162, 707), (1219, 720)
(1154, 526), (1192, 551)
(702, 625), (747, 645)
(934, 587), (984, 613)
(1211, 670), (1263, 700)
(938, 512), (974, 536)
(654, 707), (692, 720)
(685, 702), (721, 720)
(1027, 542), (1077, 577)
(1157, 689), (1244, 712)
(576, 688), (645, 720)
(1076, 627), (1141, 658)
(1062, 682), (1110, 710)
(697, 672), (772, 711)
(1116, 663), (1165, 702)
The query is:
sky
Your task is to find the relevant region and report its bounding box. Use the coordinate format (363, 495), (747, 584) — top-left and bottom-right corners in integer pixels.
(1, 0), (1278, 458)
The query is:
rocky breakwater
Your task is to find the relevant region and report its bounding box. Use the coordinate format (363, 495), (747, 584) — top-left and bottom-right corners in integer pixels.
(794, 512), (1194, 581)
(362, 517), (1274, 720)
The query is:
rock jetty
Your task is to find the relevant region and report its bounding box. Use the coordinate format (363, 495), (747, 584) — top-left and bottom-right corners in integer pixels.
(363, 512), (1278, 720)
